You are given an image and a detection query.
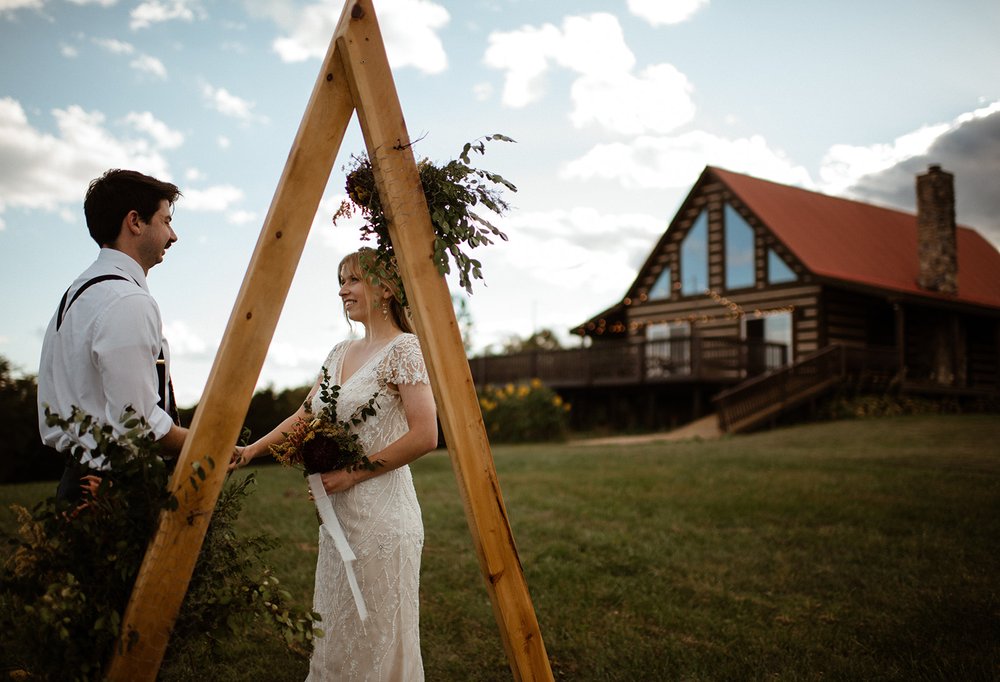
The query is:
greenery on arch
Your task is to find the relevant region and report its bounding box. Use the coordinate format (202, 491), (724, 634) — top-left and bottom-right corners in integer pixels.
(333, 134), (516, 305)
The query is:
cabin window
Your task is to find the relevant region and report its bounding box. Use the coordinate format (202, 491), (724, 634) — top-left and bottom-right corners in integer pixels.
(648, 266), (672, 299)
(768, 248), (796, 283)
(724, 204), (755, 290)
(764, 312), (792, 348)
(681, 211), (708, 295)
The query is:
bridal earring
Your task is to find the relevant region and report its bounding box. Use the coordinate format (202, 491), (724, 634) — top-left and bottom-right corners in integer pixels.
(381, 300), (389, 320)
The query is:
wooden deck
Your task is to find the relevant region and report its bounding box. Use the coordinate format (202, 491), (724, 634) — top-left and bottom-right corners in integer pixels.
(712, 343), (998, 433)
(469, 337), (788, 388)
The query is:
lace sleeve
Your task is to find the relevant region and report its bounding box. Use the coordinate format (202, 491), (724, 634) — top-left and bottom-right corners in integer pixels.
(383, 334), (429, 385)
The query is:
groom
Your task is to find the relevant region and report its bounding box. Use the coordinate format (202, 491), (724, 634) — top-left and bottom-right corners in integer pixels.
(37, 169), (189, 501)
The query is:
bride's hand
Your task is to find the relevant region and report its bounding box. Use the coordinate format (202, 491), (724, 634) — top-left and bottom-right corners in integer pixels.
(228, 445), (249, 472)
(319, 469), (360, 495)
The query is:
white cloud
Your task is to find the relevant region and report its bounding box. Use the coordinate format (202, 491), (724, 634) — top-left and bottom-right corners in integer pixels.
(130, 53), (167, 79)
(217, 135), (231, 149)
(461, 206), (666, 349)
(185, 167), (205, 181)
(265, 341), (317, 369)
(163, 320), (208, 356)
(626, 0), (709, 26)
(0, 98), (173, 220)
(93, 37), (134, 54)
(130, 0), (202, 30)
(570, 63), (694, 135)
(502, 207), (662, 279)
(267, 0), (449, 74)
(818, 101), (1000, 194)
(182, 184), (245, 212)
(0, 0), (43, 15)
(563, 130), (813, 190)
(67, 0), (118, 5)
(484, 13), (694, 135)
(314, 193), (367, 252)
(483, 23), (561, 107)
(472, 82), (493, 102)
(123, 111), (183, 148)
(484, 14), (635, 108)
(557, 13), (636, 76)
(91, 37), (166, 79)
(228, 209), (258, 225)
(200, 83), (266, 123)
(60, 44), (79, 58)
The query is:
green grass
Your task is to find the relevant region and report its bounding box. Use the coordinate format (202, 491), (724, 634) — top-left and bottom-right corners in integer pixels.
(2, 414), (998, 680)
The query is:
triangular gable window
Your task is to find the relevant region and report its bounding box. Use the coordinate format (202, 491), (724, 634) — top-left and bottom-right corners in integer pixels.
(681, 211), (708, 295)
(725, 204), (755, 290)
(649, 266), (672, 299)
(768, 248), (796, 283)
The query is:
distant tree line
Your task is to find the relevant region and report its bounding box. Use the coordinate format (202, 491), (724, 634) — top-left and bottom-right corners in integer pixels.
(0, 356), (61, 483)
(1, 329), (564, 482)
(0, 354), (313, 484)
(176, 384), (311, 458)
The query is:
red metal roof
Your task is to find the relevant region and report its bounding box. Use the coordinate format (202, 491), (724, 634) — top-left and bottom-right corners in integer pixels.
(710, 166), (1000, 310)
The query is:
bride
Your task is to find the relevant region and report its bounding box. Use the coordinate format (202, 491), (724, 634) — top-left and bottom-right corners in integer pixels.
(233, 248), (438, 680)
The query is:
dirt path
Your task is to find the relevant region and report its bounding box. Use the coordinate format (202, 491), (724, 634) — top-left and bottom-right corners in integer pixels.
(569, 413), (722, 447)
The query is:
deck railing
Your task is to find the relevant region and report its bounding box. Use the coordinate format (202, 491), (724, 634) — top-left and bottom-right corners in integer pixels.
(469, 337), (788, 388)
(713, 344), (901, 432)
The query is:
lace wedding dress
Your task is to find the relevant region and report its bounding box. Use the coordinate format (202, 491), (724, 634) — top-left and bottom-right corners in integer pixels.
(306, 333), (428, 681)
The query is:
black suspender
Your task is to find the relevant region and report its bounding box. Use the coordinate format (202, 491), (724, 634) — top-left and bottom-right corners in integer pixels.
(56, 274), (129, 331)
(157, 348), (180, 424)
(54, 274), (179, 425)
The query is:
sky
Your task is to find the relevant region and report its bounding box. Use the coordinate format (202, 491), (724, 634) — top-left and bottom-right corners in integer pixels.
(2, 0), (999, 407)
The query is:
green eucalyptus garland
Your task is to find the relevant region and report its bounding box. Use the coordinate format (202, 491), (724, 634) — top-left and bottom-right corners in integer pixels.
(333, 134), (516, 304)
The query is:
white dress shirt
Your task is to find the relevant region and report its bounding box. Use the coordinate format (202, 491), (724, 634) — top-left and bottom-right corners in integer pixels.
(37, 248), (175, 468)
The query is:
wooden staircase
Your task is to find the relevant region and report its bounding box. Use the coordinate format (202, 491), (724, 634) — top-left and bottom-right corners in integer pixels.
(713, 344), (899, 433)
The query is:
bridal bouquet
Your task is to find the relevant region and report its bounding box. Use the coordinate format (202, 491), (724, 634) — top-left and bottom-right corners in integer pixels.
(270, 368), (382, 475)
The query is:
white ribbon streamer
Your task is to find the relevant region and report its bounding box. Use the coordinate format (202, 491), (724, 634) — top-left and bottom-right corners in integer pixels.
(308, 473), (368, 622)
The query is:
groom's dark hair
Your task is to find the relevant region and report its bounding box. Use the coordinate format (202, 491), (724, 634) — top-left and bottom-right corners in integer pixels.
(84, 169), (181, 246)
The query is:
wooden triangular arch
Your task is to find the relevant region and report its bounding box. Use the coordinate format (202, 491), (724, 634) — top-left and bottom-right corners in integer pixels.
(106, 2), (552, 679)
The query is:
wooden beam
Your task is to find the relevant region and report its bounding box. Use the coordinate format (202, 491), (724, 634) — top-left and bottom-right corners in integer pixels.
(335, 4), (552, 680)
(105, 4), (358, 678)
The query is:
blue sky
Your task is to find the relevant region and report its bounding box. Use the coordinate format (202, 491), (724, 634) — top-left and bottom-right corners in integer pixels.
(2, 0), (999, 406)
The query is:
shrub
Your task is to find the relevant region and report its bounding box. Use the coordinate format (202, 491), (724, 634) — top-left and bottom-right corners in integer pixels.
(478, 379), (570, 443)
(822, 393), (962, 420)
(0, 407), (320, 680)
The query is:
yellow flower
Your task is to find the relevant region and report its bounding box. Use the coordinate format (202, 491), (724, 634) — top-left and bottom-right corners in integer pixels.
(552, 395), (563, 407)
(505, 383), (515, 395)
(530, 378), (543, 389)
(517, 385), (530, 398)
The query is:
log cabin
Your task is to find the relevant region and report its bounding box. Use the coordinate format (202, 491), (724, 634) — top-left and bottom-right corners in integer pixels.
(470, 165), (1000, 432)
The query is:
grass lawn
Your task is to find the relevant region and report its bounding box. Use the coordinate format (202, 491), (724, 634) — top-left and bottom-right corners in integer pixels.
(2, 414), (998, 680)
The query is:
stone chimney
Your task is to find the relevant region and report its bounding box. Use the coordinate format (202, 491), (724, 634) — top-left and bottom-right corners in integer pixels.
(916, 164), (958, 294)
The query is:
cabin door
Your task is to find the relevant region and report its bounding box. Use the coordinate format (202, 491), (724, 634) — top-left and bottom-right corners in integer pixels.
(745, 318), (766, 376)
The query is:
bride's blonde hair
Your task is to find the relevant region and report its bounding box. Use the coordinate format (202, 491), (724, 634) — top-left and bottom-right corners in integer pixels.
(338, 248), (414, 334)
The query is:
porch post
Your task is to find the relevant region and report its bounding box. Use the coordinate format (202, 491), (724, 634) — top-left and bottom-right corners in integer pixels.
(894, 302), (906, 381)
